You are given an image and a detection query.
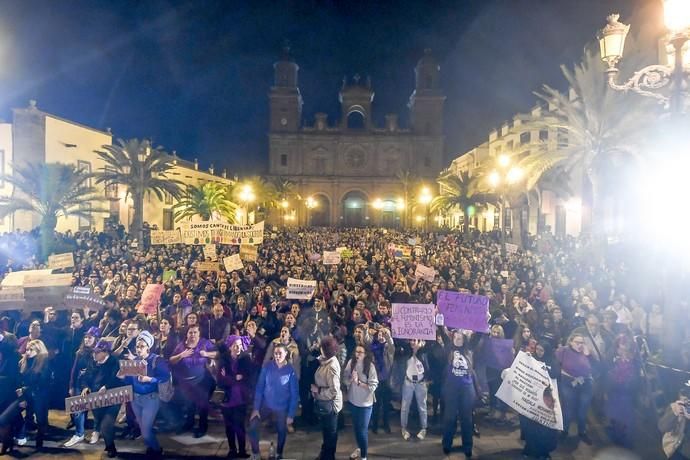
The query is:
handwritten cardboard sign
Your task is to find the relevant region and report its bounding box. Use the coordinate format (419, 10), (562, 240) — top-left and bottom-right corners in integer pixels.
(48, 252), (75, 270)
(437, 290), (490, 333)
(286, 278), (316, 300)
(223, 254), (244, 272)
(118, 360), (147, 377)
(391, 303), (435, 340)
(414, 263), (436, 282)
(496, 351), (563, 430)
(505, 243), (518, 254)
(138, 284), (163, 315)
(323, 251), (342, 265)
(239, 244), (258, 262)
(179, 221), (264, 245)
(196, 261), (220, 272)
(64, 286), (108, 311)
(65, 385), (133, 414)
(151, 229), (182, 245)
(203, 244), (218, 261)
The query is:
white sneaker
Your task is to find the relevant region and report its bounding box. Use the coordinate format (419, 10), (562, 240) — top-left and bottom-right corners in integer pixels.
(64, 434), (85, 447)
(15, 437), (27, 446)
(89, 431), (100, 444)
(417, 428), (427, 440)
(350, 447), (361, 459)
(402, 428), (411, 440)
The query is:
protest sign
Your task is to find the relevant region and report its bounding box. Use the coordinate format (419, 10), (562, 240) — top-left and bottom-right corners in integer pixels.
(335, 247), (347, 254)
(286, 278), (316, 300)
(223, 254), (244, 272)
(179, 221), (264, 245)
(414, 263), (436, 282)
(391, 303), (436, 340)
(239, 244), (258, 262)
(436, 290), (490, 333)
(323, 251), (342, 265)
(483, 338), (515, 370)
(118, 360), (147, 377)
(496, 351), (563, 430)
(162, 270), (177, 282)
(500, 270), (509, 278)
(340, 249), (353, 259)
(407, 238), (417, 246)
(203, 244), (218, 261)
(65, 385), (133, 414)
(64, 286), (108, 311)
(48, 252), (74, 270)
(150, 229), (182, 245)
(196, 261), (220, 272)
(387, 243), (412, 259)
(309, 253), (321, 262)
(138, 284), (163, 315)
(505, 243), (518, 254)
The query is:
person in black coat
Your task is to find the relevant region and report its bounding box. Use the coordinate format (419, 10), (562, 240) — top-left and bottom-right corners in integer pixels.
(0, 332), (21, 455)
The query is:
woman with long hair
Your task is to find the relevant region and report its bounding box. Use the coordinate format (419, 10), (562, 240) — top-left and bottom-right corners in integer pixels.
(344, 344), (378, 460)
(16, 339), (51, 449)
(217, 335), (252, 459)
(311, 335), (343, 460)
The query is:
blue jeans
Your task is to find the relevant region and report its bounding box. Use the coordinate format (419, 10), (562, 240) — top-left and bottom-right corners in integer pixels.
(350, 403), (372, 458)
(72, 411), (85, 437)
(442, 384), (475, 455)
(131, 392), (160, 451)
(248, 407), (287, 456)
(560, 378), (593, 435)
(401, 379), (428, 430)
(319, 410), (338, 460)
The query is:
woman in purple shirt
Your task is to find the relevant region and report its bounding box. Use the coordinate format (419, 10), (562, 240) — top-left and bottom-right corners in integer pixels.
(170, 324), (217, 438)
(217, 335), (252, 459)
(555, 331), (597, 444)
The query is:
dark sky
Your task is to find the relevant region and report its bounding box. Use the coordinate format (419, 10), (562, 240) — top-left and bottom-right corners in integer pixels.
(0, 0), (656, 174)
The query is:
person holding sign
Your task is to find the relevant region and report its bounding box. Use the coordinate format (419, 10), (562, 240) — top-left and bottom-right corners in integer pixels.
(396, 338), (430, 441)
(121, 331), (170, 458)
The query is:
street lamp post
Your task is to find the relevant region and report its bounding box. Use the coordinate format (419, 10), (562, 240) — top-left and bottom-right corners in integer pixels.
(418, 187), (433, 232)
(280, 199), (289, 226)
(488, 154), (523, 255)
(305, 196), (317, 227)
(598, 5), (689, 117)
(238, 184), (255, 225)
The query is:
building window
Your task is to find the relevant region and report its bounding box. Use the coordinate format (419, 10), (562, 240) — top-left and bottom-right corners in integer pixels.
(539, 130), (549, 141)
(164, 191), (173, 205)
(77, 160), (92, 188)
(280, 154), (288, 167)
(520, 132), (530, 145)
(314, 157), (326, 174)
(163, 209), (174, 230)
(104, 167), (118, 199)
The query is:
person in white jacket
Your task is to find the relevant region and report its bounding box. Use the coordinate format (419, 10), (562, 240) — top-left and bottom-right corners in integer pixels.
(343, 344), (379, 460)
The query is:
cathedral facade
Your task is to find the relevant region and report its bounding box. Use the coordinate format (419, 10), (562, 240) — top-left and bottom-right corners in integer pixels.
(267, 49), (445, 227)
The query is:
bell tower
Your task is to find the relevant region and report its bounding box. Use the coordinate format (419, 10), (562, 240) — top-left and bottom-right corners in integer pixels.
(269, 45), (302, 132)
(408, 49), (445, 135)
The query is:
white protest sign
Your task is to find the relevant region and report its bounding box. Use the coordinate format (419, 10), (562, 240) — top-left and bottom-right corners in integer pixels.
(48, 253), (75, 270)
(286, 278), (316, 300)
(239, 244), (258, 262)
(204, 244), (218, 261)
(495, 351), (563, 430)
(150, 229), (182, 245)
(223, 254), (244, 272)
(414, 263), (436, 282)
(323, 251), (342, 265)
(505, 243), (518, 254)
(179, 221), (264, 245)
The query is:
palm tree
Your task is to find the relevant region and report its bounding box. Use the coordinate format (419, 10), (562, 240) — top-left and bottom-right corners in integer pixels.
(527, 50), (655, 234)
(173, 182), (238, 223)
(430, 170), (494, 238)
(94, 138), (184, 244)
(0, 162), (107, 257)
(267, 176), (301, 224)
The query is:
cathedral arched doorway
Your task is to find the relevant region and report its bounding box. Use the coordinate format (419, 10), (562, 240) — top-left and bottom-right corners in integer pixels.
(309, 194), (330, 227)
(342, 190), (368, 227)
(380, 199), (402, 228)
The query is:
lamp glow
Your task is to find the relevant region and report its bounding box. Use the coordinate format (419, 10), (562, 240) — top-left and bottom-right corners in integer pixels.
(665, 0), (690, 33)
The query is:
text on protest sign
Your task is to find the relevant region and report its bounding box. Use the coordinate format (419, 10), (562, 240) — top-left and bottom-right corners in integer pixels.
(150, 229), (182, 245)
(496, 351), (563, 430)
(505, 243), (519, 254)
(437, 290), (490, 333)
(239, 244), (258, 262)
(323, 251), (342, 265)
(203, 244), (218, 261)
(223, 254), (244, 272)
(48, 252), (75, 270)
(196, 261), (220, 272)
(118, 360), (147, 377)
(179, 221), (264, 245)
(286, 278), (316, 300)
(65, 385), (133, 414)
(138, 284), (164, 315)
(391, 303), (436, 341)
(162, 270), (177, 282)
(64, 286), (108, 311)
(414, 263), (436, 282)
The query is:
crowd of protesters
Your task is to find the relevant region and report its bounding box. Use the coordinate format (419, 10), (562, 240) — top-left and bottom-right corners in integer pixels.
(0, 224), (688, 460)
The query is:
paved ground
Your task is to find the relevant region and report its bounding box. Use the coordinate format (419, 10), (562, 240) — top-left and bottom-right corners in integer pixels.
(0, 406), (664, 459)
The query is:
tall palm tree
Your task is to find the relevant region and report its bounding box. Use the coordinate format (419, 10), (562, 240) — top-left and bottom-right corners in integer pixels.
(0, 162), (107, 257)
(94, 138), (184, 243)
(267, 176), (301, 205)
(527, 50), (656, 234)
(430, 170), (494, 238)
(173, 182), (238, 223)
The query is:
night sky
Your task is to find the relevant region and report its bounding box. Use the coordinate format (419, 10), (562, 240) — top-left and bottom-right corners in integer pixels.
(0, 0), (657, 174)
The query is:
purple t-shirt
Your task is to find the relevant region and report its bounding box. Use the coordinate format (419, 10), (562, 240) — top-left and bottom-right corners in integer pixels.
(555, 346), (592, 378)
(173, 338), (216, 379)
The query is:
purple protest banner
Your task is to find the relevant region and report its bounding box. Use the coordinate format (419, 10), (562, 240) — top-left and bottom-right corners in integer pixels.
(391, 303), (436, 340)
(484, 338), (514, 370)
(437, 290), (490, 333)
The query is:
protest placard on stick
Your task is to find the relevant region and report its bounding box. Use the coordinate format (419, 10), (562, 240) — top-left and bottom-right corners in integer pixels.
(391, 303), (435, 340)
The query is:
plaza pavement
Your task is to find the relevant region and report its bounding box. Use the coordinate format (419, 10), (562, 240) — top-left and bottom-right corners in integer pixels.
(0, 406), (664, 460)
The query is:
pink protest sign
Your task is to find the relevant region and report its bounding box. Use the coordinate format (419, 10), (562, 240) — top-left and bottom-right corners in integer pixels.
(138, 284), (164, 315)
(391, 303), (436, 340)
(437, 290), (490, 333)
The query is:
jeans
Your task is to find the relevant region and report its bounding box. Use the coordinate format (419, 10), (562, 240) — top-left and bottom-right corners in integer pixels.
(442, 384), (475, 455)
(222, 405), (247, 455)
(350, 403), (372, 458)
(248, 407), (287, 456)
(400, 379), (428, 430)
(131, 392), (161, 451)
(371, 380), (391, 430)
(560, 378), (593, 435)
(93, 405), (119, 452)
(319, 410), (339, 460)
(72, 411), (85, 437)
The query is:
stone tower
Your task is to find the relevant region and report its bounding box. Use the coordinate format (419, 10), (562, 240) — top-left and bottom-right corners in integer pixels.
(408, 48), (445, 135)
(269, 45), (302, 132)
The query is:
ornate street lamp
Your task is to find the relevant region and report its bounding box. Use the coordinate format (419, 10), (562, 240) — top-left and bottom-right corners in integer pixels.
(598, 4), (690, 115)
(305, 196), (318, 227)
